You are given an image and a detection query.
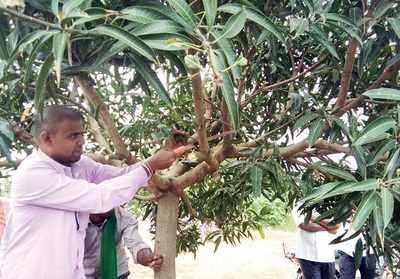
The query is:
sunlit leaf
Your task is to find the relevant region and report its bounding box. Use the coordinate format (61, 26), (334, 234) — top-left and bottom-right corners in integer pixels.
(203, 0), (217, 28)
(363, 88), (400, 101)
(91, 25), (156, 63)
(381, 188), (394, 228)
(352, 191), (378, 231)
(35, 54), (54, 113)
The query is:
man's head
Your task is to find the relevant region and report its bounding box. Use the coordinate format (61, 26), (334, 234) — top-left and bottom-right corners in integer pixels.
(33, 105), (85, 166)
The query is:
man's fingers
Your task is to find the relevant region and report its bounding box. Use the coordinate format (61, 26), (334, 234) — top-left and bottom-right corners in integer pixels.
(173, 145), (193, 157)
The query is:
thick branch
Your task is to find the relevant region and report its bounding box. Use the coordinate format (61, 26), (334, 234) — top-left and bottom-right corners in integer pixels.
(188, 51), (209, 157)
(337, 59), (400, 116)
(75, 75), (132, 162)
(334, 38), (359, 110)
(240, 57), (326, 108)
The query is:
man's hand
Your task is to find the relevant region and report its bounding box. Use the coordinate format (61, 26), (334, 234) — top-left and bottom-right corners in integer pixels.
(145, 149), (177, 172)
(137, 248), (163, 272)
(318, 219), (340, 234)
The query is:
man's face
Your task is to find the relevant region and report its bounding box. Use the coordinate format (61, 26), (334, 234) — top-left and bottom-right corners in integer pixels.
(44, 119), (85, 166)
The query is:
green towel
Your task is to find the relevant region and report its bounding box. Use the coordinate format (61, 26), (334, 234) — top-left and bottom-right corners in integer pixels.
(99, 209), (118, 279)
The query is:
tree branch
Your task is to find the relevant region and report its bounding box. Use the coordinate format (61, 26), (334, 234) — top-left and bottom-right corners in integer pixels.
(75, 75), (132, 162)
(240, 56), (326, 108)
(188, 50), (210, 159)
(336, 59), (400, 116)
(334, 37), (359, 110)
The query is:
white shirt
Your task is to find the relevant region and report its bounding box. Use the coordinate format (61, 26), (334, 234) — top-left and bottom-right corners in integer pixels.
(292, 204), (336, 263)
(84, 207), (150, 278)
(335, 223), (371, 257)
(0, 150), (150, 279)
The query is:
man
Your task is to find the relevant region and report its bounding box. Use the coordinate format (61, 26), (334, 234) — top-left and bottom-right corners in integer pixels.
(337, 223), (377, 279)
(84, 207), (162, 279)
(292, 203), (340, 279)
(0, 105), (178, 279)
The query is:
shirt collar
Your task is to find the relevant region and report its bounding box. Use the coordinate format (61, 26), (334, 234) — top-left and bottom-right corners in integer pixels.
(35, 149), (82, 172)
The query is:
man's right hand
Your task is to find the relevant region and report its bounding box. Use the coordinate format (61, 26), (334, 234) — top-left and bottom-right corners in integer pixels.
(145, 149), (177, 172)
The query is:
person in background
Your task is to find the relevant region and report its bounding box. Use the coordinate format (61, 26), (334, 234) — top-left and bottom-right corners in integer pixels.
(292, 203), (340, 279)
(84, 207), (162, 279)
(336, 222), (377, 279)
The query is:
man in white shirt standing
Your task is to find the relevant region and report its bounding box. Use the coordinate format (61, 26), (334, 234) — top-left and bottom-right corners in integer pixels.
(336, 223), (376, 279)
(292, 203), (339, 279)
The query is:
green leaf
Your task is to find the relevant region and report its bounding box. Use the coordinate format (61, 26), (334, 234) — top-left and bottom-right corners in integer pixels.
(294, 112), (319, 130)
(354, 117), (395, 146)
(384, 148), (400, 179)
(309, 25), (339, 59)
(323, 13), (362, 43)
(52, 32), (68, 85)
(368, 139), (396, 166)
(72, 13), (107, 27)
(250, 165), (263, 197)
(381, 188), (394, 228)
(331, 117), (353, 142)
(314, 179), (378, 201)
(388, 18), (400, 38)
(9, 30), (59, 61)
(363, 88), (400, 101)
(132, 20), (184, 36)
(353, 145), (366, 179)
(142, 34), (191, 51)
(373, 206), (384, 247)
(352, 191), (378, 231)
(35, 54), (54, 113)
(244, 8), (284, 43)
(0, 120), (14, 141)
(301, 181), (342, 203)
(51, 0), (59, 17)
(91, 25), (156, 63)
(203, 0), (217, 28)
(129, 53), (172, 106)
(211, 50), (240, 130)
(308, 119), (323, 146)
(212, 32), (241, 82)
(219, 10), (247, 39)
(317, 165), (357, 181)
(0, 29), (9, 60)
(354, 238), (363, 270)
(63, 0), (86, 18)
(218, 4), (284, 42)
(119, 6), (166, 24)
(166, 0), (197, 29)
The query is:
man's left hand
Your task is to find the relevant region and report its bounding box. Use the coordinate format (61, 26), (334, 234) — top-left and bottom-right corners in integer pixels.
(137, 248), (163, 272)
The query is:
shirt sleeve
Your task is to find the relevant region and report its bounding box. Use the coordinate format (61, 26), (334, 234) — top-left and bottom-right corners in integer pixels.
(11, 161), (150, 213)
(117, 207), (150, 263)
(81, 156), (143, 184)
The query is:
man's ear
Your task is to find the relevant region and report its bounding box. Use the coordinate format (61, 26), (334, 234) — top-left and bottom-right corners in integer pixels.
(39, 130), (52, 145)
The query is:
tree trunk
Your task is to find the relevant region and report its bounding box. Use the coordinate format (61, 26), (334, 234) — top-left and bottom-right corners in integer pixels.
(154, 193), (178, 279)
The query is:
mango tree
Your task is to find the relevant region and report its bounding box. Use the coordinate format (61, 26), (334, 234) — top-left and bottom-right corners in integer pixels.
(1, 0), (400, 277)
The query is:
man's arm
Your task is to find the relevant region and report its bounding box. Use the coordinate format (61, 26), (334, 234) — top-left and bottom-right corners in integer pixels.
(118, 208), (163, 271)
(12, 162), (150, 213)
(299, 222), (329, 232)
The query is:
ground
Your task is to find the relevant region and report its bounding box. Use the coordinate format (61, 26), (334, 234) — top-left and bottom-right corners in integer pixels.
(129, 225), (298, 279)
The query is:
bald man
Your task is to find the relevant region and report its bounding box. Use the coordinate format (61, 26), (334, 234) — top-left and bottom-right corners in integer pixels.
(0, 105), (178, 279)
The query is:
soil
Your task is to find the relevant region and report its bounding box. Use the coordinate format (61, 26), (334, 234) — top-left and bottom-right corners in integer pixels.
(129, 226), (298, 279)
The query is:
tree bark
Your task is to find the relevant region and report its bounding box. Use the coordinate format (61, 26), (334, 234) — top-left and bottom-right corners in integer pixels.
(154, 193), (178, 279)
